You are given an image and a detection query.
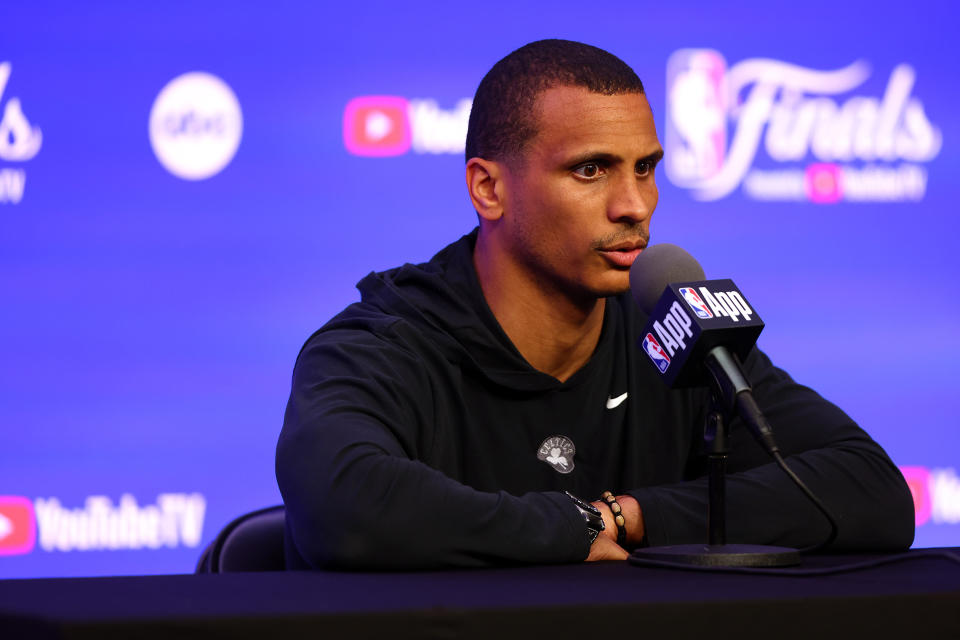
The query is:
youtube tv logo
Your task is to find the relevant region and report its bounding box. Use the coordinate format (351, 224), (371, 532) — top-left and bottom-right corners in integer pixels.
(0, 496), (37, 555)
(343, 94), (471, 156)
(804, 164), (844, 204)
(343, 96), (412, 157)
(901, 466), (932, 526)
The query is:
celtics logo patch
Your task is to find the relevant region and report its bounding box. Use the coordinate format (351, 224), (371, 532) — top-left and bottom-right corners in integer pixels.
(537, 435), (576, 474)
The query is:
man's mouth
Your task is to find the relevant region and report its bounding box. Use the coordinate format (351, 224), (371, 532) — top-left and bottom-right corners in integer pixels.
(597, 240), (647, 268)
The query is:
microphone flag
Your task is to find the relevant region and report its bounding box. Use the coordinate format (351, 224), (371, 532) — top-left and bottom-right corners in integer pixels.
(639, 279), (764, 388)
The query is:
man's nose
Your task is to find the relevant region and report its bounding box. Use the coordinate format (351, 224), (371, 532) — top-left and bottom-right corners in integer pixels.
(608, 172), (657, 224)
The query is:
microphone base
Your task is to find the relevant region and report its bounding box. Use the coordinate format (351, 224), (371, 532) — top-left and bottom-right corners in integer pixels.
(629, 543), (801, 568)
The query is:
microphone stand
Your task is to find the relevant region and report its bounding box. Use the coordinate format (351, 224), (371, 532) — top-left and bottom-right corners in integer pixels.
(630, 351), (801, 567)
(705, 404), (728, 547)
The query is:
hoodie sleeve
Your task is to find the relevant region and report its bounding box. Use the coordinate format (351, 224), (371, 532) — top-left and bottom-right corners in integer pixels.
(629, 348), (915, 551)
(276, 324), (588, 570)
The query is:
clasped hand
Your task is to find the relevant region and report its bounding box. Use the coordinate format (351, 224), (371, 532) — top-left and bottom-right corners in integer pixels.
(585, 494), (643, 562)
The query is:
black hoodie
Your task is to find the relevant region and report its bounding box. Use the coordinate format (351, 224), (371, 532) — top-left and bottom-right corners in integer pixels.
(277, 230), (914, 570)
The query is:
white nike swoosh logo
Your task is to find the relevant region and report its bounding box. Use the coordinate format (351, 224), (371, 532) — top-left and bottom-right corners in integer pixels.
(606, 392), (628, 409)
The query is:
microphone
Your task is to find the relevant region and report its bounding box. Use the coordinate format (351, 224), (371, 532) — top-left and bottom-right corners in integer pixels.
(629, 244), (778, 454)
(627, 246), (837, 568)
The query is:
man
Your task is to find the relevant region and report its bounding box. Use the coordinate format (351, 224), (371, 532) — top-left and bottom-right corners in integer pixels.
(277, 40), (914, 569)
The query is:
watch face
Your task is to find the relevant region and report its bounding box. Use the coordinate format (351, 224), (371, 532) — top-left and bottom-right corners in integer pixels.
(586, 527), (601, 545)
(565, 491), (605, 541)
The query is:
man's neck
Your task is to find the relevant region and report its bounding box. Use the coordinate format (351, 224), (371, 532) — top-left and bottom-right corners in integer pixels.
(473, 237), (605, 383)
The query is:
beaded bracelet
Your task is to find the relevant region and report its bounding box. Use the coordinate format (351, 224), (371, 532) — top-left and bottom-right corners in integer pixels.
(600, 491), (627, 547)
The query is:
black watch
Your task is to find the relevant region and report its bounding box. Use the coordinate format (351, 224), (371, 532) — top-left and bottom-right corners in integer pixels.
(565, 491), (605, 545)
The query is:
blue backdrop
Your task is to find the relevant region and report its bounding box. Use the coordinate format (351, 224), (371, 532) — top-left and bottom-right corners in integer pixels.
(2, 0), (957, 578)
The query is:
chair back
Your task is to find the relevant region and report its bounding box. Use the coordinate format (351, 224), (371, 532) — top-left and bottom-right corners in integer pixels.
(196, 505), (286, 573)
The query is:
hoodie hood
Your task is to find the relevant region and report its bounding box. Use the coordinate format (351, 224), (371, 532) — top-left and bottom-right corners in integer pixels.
(352, 229), (603, 393)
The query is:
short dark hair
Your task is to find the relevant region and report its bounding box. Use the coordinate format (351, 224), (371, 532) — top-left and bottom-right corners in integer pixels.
(465, 39), (645, 163)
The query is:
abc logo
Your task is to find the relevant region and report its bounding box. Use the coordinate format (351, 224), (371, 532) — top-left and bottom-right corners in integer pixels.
(149, 72), (243, 180)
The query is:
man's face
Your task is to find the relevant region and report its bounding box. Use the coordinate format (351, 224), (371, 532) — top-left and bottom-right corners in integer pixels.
(497, 86), (663, 302)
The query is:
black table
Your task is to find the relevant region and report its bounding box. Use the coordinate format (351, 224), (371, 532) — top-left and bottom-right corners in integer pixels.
(2, 549), (959, 639)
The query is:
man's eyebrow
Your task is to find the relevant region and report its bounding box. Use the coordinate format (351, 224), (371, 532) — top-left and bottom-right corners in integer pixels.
(565, 151), (623, 167)
(643, 149), (665, 165)
(565, 149), (665, 167)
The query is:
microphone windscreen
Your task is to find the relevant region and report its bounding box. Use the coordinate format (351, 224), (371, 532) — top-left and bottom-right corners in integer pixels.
(629, 244), (706, 314)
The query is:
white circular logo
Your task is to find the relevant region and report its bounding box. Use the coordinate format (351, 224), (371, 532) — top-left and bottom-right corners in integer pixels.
(149, 72), (242, 180)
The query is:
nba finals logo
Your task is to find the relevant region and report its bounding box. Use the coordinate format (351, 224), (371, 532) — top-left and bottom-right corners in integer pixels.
(665, 49), (942, 203)
(0, 62), (42, 205)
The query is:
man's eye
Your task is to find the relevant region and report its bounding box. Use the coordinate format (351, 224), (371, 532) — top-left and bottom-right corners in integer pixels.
(574, 163), (601, 178)
(636, 161), (651, 177)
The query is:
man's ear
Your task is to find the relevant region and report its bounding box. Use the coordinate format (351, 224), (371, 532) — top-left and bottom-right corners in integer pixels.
(466, 157), (506, 222)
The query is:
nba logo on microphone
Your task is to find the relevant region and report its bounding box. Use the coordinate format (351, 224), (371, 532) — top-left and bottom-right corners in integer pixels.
(343, 96), (411, 157)
(679, 287), (713, 319)
(642, 333), (671, 373)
